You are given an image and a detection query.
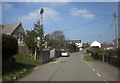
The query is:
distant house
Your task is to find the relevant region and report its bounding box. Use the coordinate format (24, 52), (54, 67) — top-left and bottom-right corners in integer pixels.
(69, 40), (83, 50)
(101, 43), (114, 50)
(90, 41), (101, 48)
(1, 22), (27, 45)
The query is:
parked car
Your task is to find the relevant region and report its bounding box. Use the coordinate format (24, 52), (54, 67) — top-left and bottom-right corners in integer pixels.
(61, 51), (70, 57)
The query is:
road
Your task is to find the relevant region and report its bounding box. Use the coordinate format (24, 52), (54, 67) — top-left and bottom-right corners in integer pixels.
(20, 52), (118, 82)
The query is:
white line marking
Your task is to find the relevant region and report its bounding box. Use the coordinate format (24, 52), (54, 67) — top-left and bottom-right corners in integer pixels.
(97, 73), (101, 77)
(104, 80), (107, 83)
(89, 65), (92, 68)
(92, 68), (95, 71)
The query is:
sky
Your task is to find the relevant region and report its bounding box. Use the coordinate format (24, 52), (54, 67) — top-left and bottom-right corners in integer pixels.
(2, 2), (118, 43)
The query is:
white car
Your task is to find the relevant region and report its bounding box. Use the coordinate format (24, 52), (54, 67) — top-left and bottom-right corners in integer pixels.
(61, 51), (69, 57)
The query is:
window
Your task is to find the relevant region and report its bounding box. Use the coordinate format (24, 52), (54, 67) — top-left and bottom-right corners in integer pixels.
(17, 37), (20, 42)
(20, 37), (23, 42)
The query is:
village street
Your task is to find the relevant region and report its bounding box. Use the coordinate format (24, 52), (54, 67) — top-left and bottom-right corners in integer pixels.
(19, 51), (118, 82)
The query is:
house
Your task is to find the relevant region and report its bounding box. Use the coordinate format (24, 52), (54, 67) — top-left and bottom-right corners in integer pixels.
(69, 40), (83, 50)
(1, 23), (33, 56)
(1, 22), (27, 45)
(90, 41), (101, 48)
(101, 43), (114, 50)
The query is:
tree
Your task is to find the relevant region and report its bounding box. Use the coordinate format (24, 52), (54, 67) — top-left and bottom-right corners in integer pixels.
(2, 34), (18, 60)
(34, 20), (45, 49)
(66, 42), (79, 53)
(23, 30), (37, 55)
(49, 30), (65, 50)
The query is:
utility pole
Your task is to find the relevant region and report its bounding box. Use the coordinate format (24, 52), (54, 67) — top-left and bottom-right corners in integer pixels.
(34, 8), (44, 61)
(39, 8), (44, 61)
(113, 13), (118, 49)
(40, 8), (44, 28)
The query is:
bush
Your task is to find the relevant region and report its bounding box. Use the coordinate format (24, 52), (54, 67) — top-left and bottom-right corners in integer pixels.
(66, 43), (79, 53)
(88, 48), (103, 61)
(2, 34), (18, 60)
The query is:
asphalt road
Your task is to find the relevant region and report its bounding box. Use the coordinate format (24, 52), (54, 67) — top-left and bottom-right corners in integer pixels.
(19, 52), (117, 81)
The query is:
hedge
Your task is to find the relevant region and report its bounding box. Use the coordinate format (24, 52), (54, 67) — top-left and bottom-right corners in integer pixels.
(88, 48), (120, 68)
(2, 34), (18, 60)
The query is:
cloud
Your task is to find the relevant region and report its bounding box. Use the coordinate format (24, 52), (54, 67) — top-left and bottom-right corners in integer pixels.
(71, 8), (95, 19)
(18, 7), (60, 30)
(19, 7), (60, 23)
(2, 3), (13, 10)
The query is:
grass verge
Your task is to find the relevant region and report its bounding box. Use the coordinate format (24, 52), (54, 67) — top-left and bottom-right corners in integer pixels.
(83, 52), (89, 55)
(2, 55), (43, 82)
(83, 56), (98, 61)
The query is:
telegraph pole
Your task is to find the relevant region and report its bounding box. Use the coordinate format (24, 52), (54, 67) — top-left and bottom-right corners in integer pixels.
(39, 8), (44, 61)
(40, 8), (44, 28)
(113, 13), (118, 49)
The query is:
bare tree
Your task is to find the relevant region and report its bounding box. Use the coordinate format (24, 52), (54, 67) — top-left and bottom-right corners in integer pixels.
(49, 30), (65, 50)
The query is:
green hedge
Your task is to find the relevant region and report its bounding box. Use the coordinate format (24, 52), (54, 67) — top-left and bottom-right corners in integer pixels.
(2, 34), (18, 60)
(88, 48), (120, 68)
(88, 48), (103, 61)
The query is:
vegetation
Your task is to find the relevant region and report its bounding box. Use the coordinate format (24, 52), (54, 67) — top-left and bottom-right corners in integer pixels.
(87, 48), (103, 60)
(66, 42), (79, 53)
(84, 56), (98, 61)
(23, 30), (37, 55)
(23, 20), (45, 60)
(2, 55), (43, 82)
(14, 55), (43, 66)
(83, 52), (89, 55)
(87, 47), (120, 68)
(48, 30), (65, 50)
(2, 34), (18, 60)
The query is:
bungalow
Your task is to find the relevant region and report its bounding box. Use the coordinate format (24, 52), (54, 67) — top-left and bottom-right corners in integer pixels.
(90, 41), (101, 48)
(1, 22), (27, 45)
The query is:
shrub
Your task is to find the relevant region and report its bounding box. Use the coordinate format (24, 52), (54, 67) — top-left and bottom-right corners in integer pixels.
(88, 48), (103, 61)
(2, 34), (18, 60)
(66, 43), (79, 53)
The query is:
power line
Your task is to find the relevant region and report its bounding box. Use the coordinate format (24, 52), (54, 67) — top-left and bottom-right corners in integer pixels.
(102, 19), (114, 37)
(63, 16), (111, 32)
(45, 12), (59, 29)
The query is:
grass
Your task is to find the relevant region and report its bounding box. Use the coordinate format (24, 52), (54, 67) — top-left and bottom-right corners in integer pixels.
(14, 55), (43, 66)
(83, 56), (98, 61)
(2, 55), (43, 82)
(83, 52), (89, 55)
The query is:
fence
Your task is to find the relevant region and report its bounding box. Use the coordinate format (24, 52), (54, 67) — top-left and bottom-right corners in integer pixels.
(87, 49), (120, 68)
(89, 50), (119, 68)
(104, 55), (119, 68)
(39, 50), (61, 63)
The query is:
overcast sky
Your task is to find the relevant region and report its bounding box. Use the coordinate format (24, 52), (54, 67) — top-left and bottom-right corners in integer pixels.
(2, 2), (118, 43)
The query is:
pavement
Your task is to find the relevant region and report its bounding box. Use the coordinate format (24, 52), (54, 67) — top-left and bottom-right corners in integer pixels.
(19, 51), (118, 82)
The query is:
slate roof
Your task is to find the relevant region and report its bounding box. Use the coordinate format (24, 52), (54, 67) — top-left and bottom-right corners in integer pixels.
(0, 22), (27, 35)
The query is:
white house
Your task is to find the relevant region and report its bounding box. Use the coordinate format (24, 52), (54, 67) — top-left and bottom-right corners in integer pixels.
(90, 41), (101, 48)
(73, 40), (83, 50)
(75, 41), (83, 48)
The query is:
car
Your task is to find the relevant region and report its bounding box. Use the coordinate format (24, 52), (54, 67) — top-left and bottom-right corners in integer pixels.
(61, 51), (70, 57)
